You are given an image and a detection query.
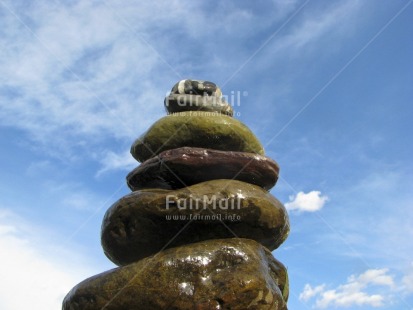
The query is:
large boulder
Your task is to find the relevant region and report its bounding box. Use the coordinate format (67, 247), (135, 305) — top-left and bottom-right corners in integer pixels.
(63, 238), (288, 310)
(101, 180), (289, 265)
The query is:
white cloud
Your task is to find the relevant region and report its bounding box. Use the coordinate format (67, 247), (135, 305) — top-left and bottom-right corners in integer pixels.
(62, 191), (101, 211)
(329, 169), (413, 266)
(300, 284), (325, 301)
(354, 269), (395, 288)
(97, 149), (138, 176)
(250, 0), (362, 73)
(39, 179), (110, 212)
(0, 1), (169, 160)
(285, 190), (328, 212)
(0, 209), (96, 310)
(282, 0), (360, 51)
(300, 269), (395, 309)
(402, 262), (413, 293)
(0, 0), (288, 150)
(316, 290), (384, 309)
(0, 0), (366, 165)
(3, 0), (296, 163)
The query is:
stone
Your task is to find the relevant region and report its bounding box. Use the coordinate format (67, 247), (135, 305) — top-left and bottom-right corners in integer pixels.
(131, 112), (264, 162)
(170, 79), (222, 97)
(101, 180), (289, 266)
(127, 147), (280, 191)
(164, 93), (234, 116)
(63, 238), (289, 310)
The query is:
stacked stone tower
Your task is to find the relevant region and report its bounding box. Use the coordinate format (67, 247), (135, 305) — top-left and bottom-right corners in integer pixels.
(63, 80), (290, 309)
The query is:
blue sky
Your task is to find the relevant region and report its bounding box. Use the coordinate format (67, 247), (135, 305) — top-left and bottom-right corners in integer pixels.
(0, 0), (412, 309)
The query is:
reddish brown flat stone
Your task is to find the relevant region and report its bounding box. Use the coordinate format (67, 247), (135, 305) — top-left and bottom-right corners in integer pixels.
(127, 147), (280, 191)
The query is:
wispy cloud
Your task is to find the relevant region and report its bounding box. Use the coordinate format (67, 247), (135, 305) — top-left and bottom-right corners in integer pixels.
(97, 149), (137, 176)
(402, 263), (413, 293)
(279, 0), (361, 51)
(300, 284), (326, 301)
(300, 269), (395, 309)
(285, 190), (328, 212)
(0, 209), (96, 309)
(1, 0), (299, 163)
(0, 0), (365, 164)
(247, 0), (363, 73)
(327, 168), (413, 265)
(0, 1), (170, 160)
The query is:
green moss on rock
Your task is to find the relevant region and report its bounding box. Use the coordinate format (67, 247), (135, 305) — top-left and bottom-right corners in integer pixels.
(101, 180), (289, 266)
(131, 112), (264, 162)
(63, 239), (288, 310)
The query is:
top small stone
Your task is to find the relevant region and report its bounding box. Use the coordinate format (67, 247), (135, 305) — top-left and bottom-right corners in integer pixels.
(171, 79), (222, 97)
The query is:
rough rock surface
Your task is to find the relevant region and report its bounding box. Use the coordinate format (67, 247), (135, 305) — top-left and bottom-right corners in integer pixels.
(63, 238), (288, 310)
(102, 180), (289, 266)
(127, 147), (280, 191)
(130, 112), (264, 162)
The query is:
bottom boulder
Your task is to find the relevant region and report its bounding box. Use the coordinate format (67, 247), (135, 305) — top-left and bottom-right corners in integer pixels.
(63, 238), (288, 310)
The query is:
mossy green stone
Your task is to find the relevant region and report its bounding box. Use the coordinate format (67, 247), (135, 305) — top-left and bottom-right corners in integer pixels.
(63, 238), (288, 310)
(101, 179), (289, 266)
(131, 112), (264, 162)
